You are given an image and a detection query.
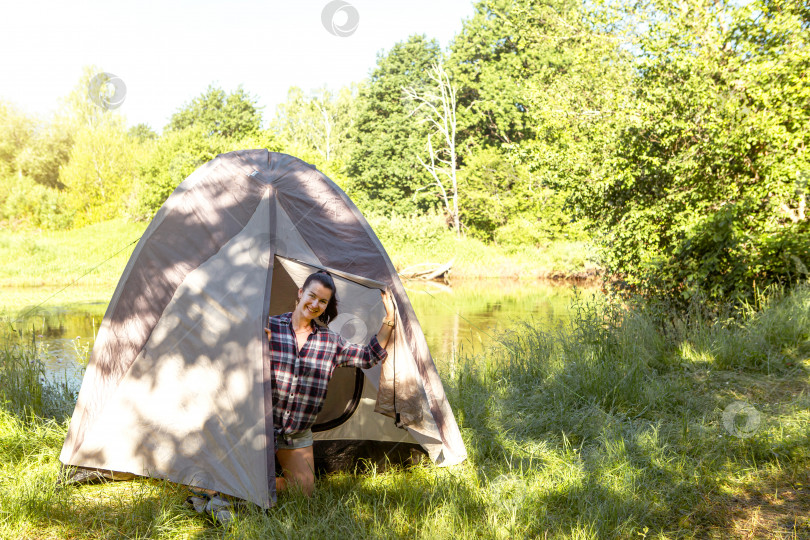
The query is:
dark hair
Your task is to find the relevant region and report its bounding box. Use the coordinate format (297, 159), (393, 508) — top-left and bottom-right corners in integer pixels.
(301, 270), (339, 325)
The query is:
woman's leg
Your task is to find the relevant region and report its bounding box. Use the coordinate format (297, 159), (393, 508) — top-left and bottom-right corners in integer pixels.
(275, 446), (315, 496)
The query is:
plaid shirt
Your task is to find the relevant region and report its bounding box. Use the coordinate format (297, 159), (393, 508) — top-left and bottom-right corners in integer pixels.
(268, 312), (387, 439)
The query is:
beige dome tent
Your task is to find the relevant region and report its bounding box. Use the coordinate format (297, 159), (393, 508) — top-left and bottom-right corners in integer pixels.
(58, 150), (467, 508)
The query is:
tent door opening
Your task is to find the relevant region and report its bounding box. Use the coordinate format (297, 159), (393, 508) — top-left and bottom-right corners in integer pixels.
(268, 255), (385, 433)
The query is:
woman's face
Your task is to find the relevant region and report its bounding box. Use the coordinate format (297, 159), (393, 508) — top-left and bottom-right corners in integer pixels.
(297, 281), (333, 320)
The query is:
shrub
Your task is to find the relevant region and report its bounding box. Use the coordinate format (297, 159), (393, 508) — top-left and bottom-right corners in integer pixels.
(0, 175), (74, 230)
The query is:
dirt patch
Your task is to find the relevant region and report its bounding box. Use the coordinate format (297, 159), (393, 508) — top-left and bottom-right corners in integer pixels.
(705, 472), (810, 539)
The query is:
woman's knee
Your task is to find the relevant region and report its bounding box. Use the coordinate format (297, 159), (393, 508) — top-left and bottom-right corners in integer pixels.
(282, 469), (314, 496)
(276, 447), (315, 496)
(296, 474), (315, 496)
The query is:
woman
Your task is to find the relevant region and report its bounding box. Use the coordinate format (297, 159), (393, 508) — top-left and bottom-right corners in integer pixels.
(264, 270), (396, 496)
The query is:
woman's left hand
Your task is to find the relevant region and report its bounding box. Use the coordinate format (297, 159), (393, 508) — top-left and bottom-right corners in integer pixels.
(381, 290), (395, 325)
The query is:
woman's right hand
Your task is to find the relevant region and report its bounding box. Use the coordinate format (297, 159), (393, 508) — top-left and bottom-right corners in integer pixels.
(264, 327), (272, 341)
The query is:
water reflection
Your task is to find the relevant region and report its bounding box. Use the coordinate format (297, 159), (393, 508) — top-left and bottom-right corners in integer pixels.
(3, 280), (594, 385)
(3, 303), (106, 385)
(405, 279), (592, 365)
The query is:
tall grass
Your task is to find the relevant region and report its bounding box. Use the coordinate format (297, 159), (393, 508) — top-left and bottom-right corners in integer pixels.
(450, 284), (810, 537)
(0, 330), (77, 420)
(0, 286), (808, 538)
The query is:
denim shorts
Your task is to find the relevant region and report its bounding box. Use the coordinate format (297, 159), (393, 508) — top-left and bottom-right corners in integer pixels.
(275, 429), (313, 450)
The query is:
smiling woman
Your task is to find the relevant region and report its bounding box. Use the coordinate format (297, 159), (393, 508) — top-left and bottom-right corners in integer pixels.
(264, 269), (395, 496)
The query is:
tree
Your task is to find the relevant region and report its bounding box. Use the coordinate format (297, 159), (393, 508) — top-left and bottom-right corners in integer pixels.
(445, 0), (625, 244)
(346, 35), (442, 214)
(584, 0), (810, 304)
(59, 118), (137, 225)
(403, 63), (461, 235)
(15, 119), (73, 189)
(456, 147), (584, 245)
(272, 84), (358, 163)
(128, 123), (158, 143)
(135, 126), (231, 218)
(502, 0), (633, 227)
(0, 101), (74, 229)
(167, 85), (262, 139)
(0, 101), (33, 179)
(446, 0), (586, 150)
(16, 65), (128, 190)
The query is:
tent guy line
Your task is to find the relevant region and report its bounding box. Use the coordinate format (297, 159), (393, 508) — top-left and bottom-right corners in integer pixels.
(10, 237), (142, 324)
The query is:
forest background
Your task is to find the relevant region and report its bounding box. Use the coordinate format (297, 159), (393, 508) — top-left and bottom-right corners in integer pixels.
(1, 0), (807, 306)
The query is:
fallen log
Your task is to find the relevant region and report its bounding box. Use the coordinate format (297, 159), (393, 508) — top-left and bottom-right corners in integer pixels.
(398, 260), (453, 281)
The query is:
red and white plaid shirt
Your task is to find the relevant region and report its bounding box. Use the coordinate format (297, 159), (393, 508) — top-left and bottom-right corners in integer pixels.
(268, 312), (387, 439)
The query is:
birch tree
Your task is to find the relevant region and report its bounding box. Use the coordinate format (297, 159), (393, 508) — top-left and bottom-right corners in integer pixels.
(273, 85), (357, 163)
(403, 63), (461, 236)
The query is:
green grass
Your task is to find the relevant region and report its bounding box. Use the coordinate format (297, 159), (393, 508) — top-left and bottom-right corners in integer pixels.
(366, 212), (598, 280)
(0, 219), (146, 312)
(1, 285), (808, 538)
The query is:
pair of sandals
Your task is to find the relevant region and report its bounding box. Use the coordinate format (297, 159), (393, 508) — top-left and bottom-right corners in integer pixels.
(184, 489), (236, 526)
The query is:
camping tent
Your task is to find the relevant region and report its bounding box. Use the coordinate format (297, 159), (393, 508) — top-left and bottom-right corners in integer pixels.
(58, 150), (467, 508)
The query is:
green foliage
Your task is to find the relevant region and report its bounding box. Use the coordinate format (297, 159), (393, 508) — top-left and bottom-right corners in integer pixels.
(127, 123), (158, 142)
(167, 84), (263, 139)
(447, 0), (539, 148)
(15, 119), (73, 189)
(14, 66), (124, 191)
(648, 202), (810, 303)
(0, 101), (33, 179)
(134, 126), (230, 218)
(346, 35), (442, 214)
(0, 174), (74, 230)
(59, 118), (139, 226)
(1, 66), (140, 229)
(270, 84), (359, 192)
(272, 85), (358, 163)
(581, 0), (810, 305)
(457, 147), (589, 244)
(447, 0), (598, 150)
(447, 0), (612, 244)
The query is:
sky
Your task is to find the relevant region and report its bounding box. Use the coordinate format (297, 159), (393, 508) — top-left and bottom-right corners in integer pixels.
(0, 0), (477, 132)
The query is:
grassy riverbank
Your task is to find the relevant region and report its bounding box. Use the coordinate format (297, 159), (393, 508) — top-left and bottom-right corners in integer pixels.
(0, 216), (597, 309)
(1, 286), (808, 538)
